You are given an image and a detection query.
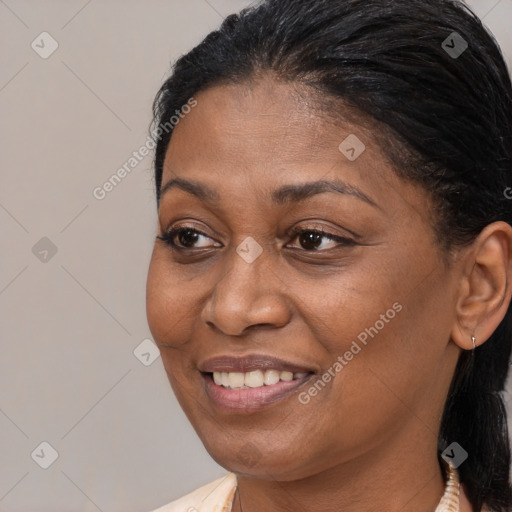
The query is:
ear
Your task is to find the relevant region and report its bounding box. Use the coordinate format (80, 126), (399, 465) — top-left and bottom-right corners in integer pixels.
(451, 221), (512, 350)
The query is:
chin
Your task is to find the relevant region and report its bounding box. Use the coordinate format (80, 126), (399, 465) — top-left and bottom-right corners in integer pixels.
(199, 434), (321, 481)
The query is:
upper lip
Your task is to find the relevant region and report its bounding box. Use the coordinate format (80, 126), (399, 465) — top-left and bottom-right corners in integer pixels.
(199, 354), (315, 374)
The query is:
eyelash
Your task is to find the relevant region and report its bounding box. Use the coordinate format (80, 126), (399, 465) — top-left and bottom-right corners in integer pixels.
(156, 225), (356, 252)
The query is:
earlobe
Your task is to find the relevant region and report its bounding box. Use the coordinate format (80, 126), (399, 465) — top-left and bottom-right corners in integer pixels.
(450, 221), (512, 351)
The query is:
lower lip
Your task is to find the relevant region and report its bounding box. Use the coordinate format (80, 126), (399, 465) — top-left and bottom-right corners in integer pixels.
(202, 373), (313, 413)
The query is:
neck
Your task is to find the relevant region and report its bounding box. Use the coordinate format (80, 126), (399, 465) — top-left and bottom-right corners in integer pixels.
(232, 429), (448, 512)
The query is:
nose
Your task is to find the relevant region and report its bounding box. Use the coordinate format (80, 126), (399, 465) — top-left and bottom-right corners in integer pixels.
(200, 242), (292, 337)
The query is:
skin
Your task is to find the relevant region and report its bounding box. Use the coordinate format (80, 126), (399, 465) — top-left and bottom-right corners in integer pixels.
(146, 76), (512, 512)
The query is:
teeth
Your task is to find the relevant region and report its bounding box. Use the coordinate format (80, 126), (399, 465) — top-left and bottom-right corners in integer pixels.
(263, 369), (280, 385)
(245, 370), (264, 388)
(280, 371), (293, 382)
(212, 369), (309, 389)
(228, 372), (245, 388)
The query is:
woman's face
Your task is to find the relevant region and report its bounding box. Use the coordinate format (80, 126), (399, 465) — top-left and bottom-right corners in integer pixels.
(146, 77), (462, 480)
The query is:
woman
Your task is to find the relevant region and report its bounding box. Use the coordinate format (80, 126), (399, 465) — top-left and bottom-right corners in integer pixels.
(145, 0), (512, 510)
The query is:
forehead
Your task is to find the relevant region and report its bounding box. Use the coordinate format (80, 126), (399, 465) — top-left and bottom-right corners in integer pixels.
(167, 78), (374, 162)
(160, 76), (420, 214)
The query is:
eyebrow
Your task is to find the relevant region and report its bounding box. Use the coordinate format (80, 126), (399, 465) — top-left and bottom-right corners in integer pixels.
(159, 177), (379, 208)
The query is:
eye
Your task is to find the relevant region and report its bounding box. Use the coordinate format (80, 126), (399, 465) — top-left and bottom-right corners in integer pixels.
(156, 226), (221, 250)
(156, 225), (356, 252)
(286, 227), (356, 251)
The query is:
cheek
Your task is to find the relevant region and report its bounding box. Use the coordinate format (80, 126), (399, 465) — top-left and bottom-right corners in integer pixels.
(146, 255), (197, 395)
(291, 266), (399, 356)
(323, 270), (452, 427)
(302, 244), (446, 367)
(146, 250), (193, 348)
(290, 254), (444, 407)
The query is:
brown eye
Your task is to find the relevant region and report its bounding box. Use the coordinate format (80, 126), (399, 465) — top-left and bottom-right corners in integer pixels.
(287, 228), (356, 251)
(176, 228), (201, 248)
(156, 227), (221, 250)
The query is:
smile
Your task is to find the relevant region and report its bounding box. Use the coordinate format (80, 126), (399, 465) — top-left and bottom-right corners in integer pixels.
(202, 371), (314, 412)
(212, 369), (310, 389)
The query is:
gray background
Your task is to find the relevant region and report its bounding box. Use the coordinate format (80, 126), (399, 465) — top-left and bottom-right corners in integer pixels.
(1, 1), (511, 511)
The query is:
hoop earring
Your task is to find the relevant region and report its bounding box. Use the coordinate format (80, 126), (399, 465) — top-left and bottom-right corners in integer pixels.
(471, 336), (476, 350)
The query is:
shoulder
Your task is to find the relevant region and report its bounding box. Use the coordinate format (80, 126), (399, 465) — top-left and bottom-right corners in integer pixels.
(147, 473), (237, 512)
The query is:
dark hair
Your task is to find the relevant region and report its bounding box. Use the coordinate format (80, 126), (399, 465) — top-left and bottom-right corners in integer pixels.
(150, 0), (512, 509)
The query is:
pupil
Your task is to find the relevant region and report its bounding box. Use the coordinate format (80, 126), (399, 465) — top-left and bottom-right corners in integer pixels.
(179, 229), (199, 247)
(300, 231), (321, 250)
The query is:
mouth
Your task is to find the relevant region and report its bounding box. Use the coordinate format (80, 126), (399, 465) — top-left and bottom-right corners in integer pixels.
(201, 371), (314, 412)
(209, 369), (311, 389)
(199, 354), (316, 412)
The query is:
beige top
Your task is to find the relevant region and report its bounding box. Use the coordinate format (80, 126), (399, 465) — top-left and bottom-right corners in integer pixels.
(149, 474), (237, 512)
